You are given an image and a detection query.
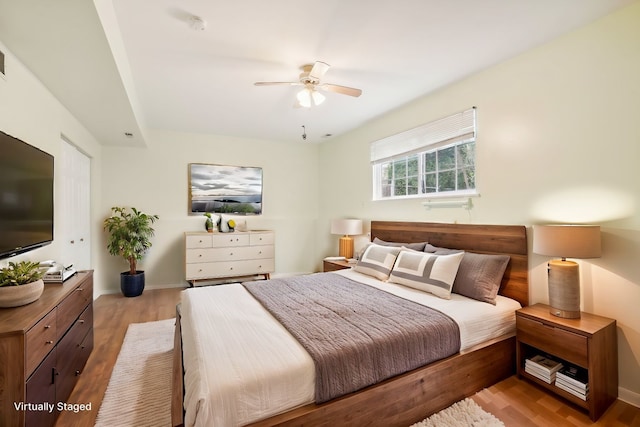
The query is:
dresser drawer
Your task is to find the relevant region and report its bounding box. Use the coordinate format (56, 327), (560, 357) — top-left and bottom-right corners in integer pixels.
(517, 315), (588, 367)
(25, 347), (57, 427)
(250, 232), (274, 246)
(186, 234), (212, 248)
(187, 245), (275, 263)
(213, 233), (250, 247)
(57, 279), (93, 340)
(26, 308), (57, 377)
(187, 258), (274, 279)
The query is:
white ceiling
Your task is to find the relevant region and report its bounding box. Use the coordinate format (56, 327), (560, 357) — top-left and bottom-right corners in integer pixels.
(0, 0), (634, 145)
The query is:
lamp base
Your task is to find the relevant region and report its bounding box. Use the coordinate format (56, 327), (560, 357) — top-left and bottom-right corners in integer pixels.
(338, 236), (354, 259)
(548, 259), (581, 319)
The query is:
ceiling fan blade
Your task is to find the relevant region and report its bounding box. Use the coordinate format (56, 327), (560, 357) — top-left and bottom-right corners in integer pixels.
(318, 83), (362, 97)
(309, 61), (330, 80)
(254, 81), (302, 86)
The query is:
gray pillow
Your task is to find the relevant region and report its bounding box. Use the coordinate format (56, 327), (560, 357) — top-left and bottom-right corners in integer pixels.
(423, 243), (462, 255)
(388, 250), (464, 299)
(354, 244), (401, 281)
(373, 237), (427, 251)
(452, 253), (510, 305)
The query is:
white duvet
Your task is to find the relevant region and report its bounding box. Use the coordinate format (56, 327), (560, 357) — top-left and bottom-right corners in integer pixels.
(181, 269), (521, 427)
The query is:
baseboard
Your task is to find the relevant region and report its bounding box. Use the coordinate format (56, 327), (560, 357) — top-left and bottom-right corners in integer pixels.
(94, 283), (187, 298)
(145, 283), (188, 291)
(619, 386), (640, 408)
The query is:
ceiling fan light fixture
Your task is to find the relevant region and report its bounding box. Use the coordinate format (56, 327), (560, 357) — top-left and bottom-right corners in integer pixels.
(296, 88), (325, 108)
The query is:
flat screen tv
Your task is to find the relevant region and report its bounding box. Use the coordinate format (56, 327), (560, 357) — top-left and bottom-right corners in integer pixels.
(189, 163), (262, 215)
(0, 130), (54, 259)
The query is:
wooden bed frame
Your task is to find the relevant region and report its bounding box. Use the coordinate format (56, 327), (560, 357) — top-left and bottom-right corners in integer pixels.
(172, 221), (528, 427)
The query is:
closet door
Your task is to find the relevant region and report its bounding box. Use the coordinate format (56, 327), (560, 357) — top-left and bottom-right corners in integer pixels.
(60, 139), (91, 270)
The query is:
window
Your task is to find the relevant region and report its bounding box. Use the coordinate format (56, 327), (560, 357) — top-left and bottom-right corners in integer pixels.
(371, 108), (476, 200)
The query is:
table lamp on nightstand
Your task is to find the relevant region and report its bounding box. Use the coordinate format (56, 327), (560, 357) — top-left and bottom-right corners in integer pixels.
(533, 224), (601, 319)
(331, 219), (363, 260)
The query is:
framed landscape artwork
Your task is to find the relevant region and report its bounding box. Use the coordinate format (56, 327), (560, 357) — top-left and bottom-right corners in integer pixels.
(189, 163), (263, 215)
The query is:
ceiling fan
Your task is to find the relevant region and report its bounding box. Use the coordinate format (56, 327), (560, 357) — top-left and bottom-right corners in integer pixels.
(254, 61), (362, 108)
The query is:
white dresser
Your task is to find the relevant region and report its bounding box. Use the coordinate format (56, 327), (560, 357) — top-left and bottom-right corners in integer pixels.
(185, 230), (275, 285)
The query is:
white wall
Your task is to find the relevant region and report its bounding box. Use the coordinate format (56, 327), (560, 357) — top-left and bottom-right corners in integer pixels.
(0, 41), (104, 290)
(318, 3), (640, 404)
(98, 129), (320, 293)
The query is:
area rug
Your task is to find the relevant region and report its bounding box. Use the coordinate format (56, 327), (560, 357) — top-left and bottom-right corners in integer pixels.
(410, 397), (504, 427)
(94, 318), (175, 427)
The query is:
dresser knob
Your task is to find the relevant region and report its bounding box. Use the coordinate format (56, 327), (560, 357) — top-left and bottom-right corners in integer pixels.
(46, 340), (54, 344)
(230, 252), (233, 256)
(198, 254), (202, 257)
(75, 370), (81, 376)
(79, 319), (85, 324)
(44, 325), (51, 329)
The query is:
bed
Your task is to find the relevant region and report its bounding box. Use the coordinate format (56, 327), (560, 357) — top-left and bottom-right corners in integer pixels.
(172, 221), (528, 427)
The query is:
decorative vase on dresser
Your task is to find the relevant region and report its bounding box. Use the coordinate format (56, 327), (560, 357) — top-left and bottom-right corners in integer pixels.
(185, 230), (274, 285)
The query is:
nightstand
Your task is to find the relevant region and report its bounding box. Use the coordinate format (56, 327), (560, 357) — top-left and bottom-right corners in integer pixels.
(516, 304), (617, 421)
(323, 259), (353, 272)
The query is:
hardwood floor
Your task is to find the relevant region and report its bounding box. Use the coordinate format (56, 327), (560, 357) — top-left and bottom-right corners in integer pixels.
(54, 288), (639, 427)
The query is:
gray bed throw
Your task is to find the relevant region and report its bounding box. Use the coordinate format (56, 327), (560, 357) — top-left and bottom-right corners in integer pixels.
(243, 273), (461, 403)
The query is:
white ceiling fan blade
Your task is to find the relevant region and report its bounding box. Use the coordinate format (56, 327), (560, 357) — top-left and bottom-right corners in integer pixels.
(254, 81), (302, 86)
(318, 83), (362, 97)
(309, 61), (330, 80)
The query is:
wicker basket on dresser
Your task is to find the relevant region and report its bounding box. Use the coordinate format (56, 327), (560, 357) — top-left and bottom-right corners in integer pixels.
(0, 270), (93, 427)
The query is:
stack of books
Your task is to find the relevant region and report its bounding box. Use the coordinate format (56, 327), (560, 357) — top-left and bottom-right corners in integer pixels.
(524, 355), (563, 384)
(556, 365), (589, 401)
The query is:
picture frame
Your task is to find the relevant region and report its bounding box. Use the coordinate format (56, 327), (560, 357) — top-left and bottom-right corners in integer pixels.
(188, 163), (263, 215)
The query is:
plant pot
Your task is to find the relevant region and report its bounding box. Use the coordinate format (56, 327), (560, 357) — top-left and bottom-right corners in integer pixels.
(120, 271), (145, 297)
(0, 279), (45, 308)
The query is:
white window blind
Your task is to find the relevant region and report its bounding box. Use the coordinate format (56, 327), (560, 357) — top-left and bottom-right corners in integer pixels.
(370, 107), (476, 164)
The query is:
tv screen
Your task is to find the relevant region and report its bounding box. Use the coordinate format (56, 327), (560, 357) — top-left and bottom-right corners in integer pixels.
(0, 130), (54, 259)
(189, 163), (262, 215)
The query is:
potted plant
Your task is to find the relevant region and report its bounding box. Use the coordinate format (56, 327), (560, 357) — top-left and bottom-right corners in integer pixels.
(103, 206), (159, 297)
(0, 261), (46, 308)
(203, 212), (215, 232)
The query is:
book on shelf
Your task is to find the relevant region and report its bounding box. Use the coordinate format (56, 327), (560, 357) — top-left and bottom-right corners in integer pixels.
(556, 365), (589, 389)
(524, 355), (563, 383)
(527, 355), (563, 373)
(555, 380), (588, 401)
(525, 367), (554, 384)
(556, 376), (589, 394)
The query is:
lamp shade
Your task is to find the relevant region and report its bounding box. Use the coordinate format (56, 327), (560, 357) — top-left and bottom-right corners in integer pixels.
(533, 225), (601, 259)
(331, 219), (363, 236)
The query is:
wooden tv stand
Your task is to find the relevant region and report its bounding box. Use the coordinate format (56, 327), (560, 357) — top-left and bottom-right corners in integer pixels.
(0, 270), (94, 426)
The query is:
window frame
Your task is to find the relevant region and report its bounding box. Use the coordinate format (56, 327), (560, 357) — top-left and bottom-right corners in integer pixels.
(371, 108), (477, 201)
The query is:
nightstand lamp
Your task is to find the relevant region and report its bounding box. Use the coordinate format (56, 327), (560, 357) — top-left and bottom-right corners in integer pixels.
(533, 224), (601, 319)
(331, 219), (363, 259)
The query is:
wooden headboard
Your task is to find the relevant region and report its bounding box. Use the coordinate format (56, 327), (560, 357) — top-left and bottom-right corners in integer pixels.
(370, 221), (529, 306)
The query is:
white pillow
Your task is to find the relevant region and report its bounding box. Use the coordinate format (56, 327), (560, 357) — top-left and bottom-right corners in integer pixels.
(354, 244), (401, 281)
(388, 250), (464, 299)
